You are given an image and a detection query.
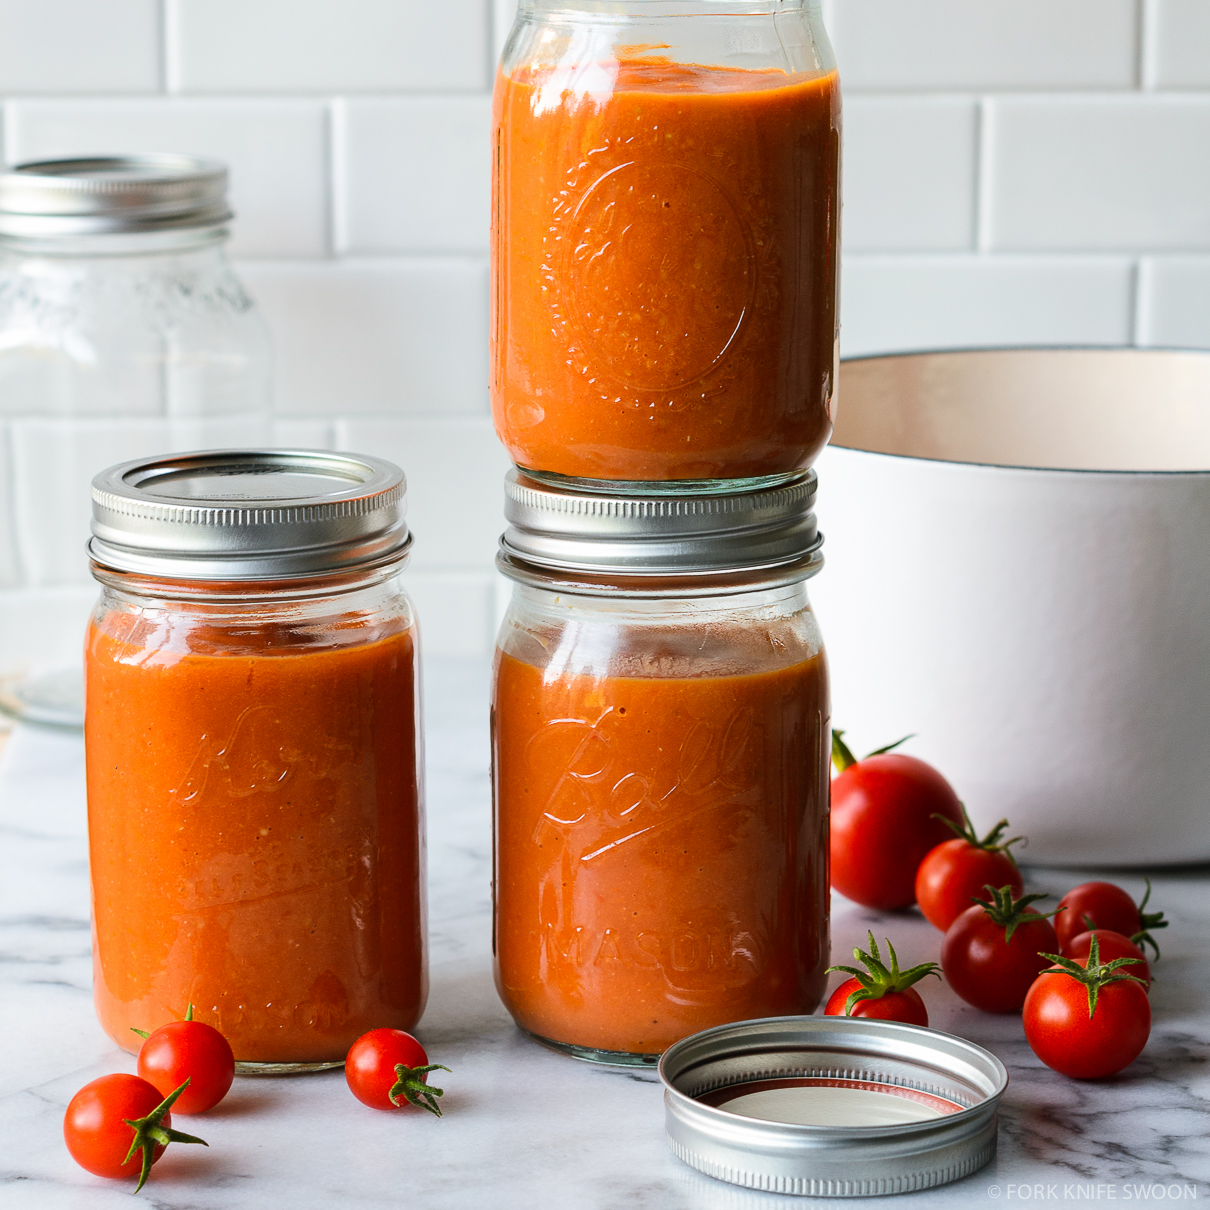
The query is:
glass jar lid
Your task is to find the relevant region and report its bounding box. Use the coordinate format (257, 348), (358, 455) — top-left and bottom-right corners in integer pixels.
(0, 155), (231, 238)
(90, 449), (410, 580)
(499, 468), (822, 587)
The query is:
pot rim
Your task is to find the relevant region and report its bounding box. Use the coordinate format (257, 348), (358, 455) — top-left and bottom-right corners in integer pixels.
(834, 345), (1210, 479)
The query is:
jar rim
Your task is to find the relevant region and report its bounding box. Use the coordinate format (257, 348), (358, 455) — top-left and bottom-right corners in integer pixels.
(497, 548), (823, 598)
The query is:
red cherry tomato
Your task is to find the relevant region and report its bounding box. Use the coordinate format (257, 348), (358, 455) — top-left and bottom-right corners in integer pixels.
(64, 1075), (167, 1181)
(914, 809), (1024, 931)
(830, 732), (964, 910)
(1054, 881), (1139, 949)
(63, 1074), (207, 1191)
(941, 887), (1058, 1013)
(1023, 941), (1151, 1079)
(825, 979), (929, 1026)
(1062, 929), (1151, 990)
(345, 1029), (451, 1115)
(136, 1012), (235, 1114)
(824, 931), (939, 1026)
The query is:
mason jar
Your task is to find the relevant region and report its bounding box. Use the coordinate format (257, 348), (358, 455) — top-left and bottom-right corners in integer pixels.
(492, 0), (841, 488)
(84, 451), (424, 1071)
(0, 155), (272, 725)
(492, 469), (830, 1064)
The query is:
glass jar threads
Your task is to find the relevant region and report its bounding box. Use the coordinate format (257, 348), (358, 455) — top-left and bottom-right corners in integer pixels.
(491, 470), (830, 1064)
(84, 451), (424, 1071)
(492, 0), (841, 488)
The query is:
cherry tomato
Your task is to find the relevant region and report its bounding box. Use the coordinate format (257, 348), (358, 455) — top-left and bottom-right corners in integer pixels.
(941, 886), (1059, 1013)
(1062, 929), (1151, 990)
(825, 931), (939, 1027)
(1054, 881), (1139, 949)
(135, 1008), (235, 1114)
(345, 1029), (451, 1115)
(1023, 937), (1151, 1079)
(1054, 880), (1167, 955)
(830, 731), (964, 910)
(914, 808), (1023, 931)
(63, 1074), (207, 1192)
(826, 980), (929, 1026)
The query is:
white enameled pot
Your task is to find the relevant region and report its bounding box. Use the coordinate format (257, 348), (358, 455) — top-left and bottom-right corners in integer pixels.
(812, 348), (1210, 867)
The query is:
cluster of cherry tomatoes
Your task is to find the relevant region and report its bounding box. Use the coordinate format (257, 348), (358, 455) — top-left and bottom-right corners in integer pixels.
(63, 1018), (449, 1193)
(824, 731), (1165, 1081)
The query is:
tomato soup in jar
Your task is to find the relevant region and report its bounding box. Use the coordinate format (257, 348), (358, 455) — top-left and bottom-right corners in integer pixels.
(84, 451), (425, 1069)
(492, 0), (841, 485)
(492, 470), (830, 1063)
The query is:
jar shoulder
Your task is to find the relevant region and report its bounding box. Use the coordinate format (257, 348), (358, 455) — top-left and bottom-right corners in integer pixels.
(496, 590), (823, 682)
(88, 582), (417, 666)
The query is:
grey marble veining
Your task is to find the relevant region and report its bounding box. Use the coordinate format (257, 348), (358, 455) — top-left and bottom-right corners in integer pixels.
(1, 656), (1207, 1209)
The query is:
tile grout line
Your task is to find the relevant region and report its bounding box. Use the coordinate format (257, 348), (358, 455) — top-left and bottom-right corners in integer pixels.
(1132, 258), (1150, 346)
(160, 0), (179, 95)
(974, 97), (994, 254)
(1138, 0), (1157, 91)
(322, 98), (339, 259)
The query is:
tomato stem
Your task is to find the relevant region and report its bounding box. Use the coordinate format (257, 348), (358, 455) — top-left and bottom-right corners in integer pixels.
(973, 884), (1058, 943)
(120, 1079), (208, 1193)
(1037, 933), (1149, 1018)
(831, 730), (916, 774)
(387, 1063), (452, 1117)
(933, 803), (1024, 861)
(825, 930), (941, 1015)
(1131, 879), (1168, 960)
(864, 734), (915, 757)
(831, 729), (858, 773)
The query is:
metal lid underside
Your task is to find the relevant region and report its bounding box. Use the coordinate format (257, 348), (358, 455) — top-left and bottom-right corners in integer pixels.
(660, 1015), (1008, 1198)
(89, 449), (410, 580)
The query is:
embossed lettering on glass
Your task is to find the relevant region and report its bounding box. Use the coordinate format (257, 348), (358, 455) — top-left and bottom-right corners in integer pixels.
(491, 469), (831, 1065)
(491, 0), (841, 488)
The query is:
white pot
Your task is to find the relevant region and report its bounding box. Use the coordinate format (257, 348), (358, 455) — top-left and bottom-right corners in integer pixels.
(811, 348), (1210, 867)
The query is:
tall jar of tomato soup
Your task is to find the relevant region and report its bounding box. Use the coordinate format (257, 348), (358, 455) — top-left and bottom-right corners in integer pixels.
(84, 450), (425, 1071)
(492, 470), (830, 1064)
(492, 0), (841, 488)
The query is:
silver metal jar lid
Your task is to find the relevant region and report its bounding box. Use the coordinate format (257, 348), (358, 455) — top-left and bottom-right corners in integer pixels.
(89, 449), (410, 581)
(0, 155), (232, 238)
(499, 469), (822, 589)
(660, 1015), (1008, 1198)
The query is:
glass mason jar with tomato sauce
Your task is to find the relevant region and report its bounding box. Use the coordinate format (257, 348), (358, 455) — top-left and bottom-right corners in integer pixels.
(492, 0), (841, 488)
(84, 451), (425, 1071)
(492, 470), (830, 1064)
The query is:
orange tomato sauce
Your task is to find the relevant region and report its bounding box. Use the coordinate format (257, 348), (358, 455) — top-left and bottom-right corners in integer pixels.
(491, 57), (841, 482)
(85, 609), (425, 1064)
(492, 648), (829, 1055)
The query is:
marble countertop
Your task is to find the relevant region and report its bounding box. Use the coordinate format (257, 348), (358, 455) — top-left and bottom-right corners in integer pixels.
(2, 656), (1208, 1209)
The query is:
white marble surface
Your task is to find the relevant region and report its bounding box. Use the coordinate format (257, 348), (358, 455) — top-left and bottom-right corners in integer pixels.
(2, 656), (1208, 1209)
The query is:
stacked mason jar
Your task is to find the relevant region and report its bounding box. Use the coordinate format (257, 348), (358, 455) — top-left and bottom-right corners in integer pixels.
(488, 0), (842, 1064)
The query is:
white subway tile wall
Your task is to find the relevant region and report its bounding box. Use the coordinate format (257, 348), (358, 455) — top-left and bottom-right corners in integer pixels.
(0, 0), (1206, 657)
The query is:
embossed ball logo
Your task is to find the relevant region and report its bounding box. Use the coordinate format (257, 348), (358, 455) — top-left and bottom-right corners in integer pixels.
(565, 161), (755, 392)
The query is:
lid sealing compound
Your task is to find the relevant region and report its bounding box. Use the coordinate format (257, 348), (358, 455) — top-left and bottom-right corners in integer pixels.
(89, 449), (410, 581)
(659, 1015), (1008, 1198)
(499, 468), (823, 594)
